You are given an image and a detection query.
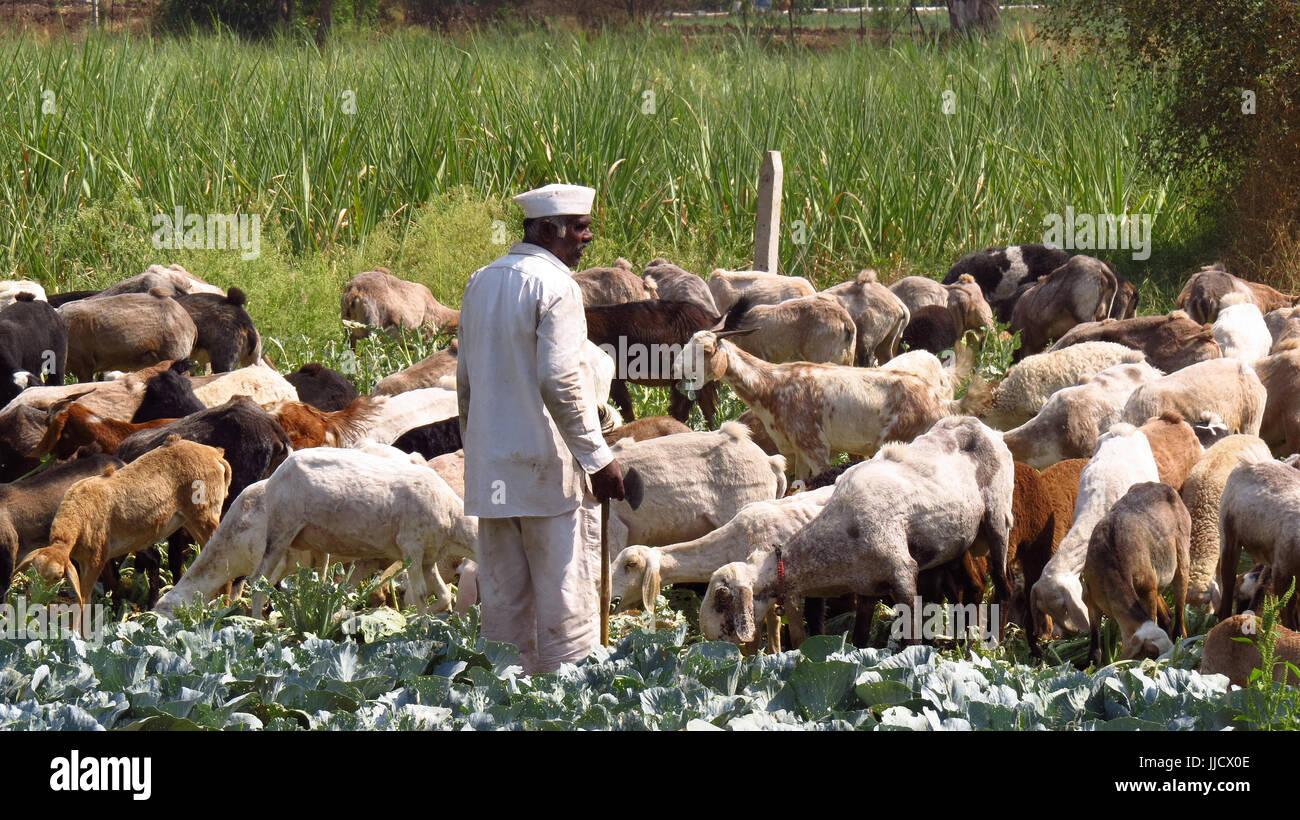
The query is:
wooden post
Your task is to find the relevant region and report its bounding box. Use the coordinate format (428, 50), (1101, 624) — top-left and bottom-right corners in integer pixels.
(754, 150), (783, 273)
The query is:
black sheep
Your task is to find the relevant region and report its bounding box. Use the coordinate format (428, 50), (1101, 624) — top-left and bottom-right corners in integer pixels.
(392, 416), (461, 460)
(285, 362), (358, 412)
(943, 243), (1071, 322)
(901, 304), (959, 355)
(131, 360), (205, 423)
(176, 288), (262, 373)
(0, 293), (67, 407)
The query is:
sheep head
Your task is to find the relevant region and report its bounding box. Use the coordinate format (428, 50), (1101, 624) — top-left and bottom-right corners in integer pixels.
(701, 562), (757, 644)
(1123, 619), (1174, 659)
(1031, 573), (1090, 636)
(677, 330), (749, 394)
(610, 545), (660, 615)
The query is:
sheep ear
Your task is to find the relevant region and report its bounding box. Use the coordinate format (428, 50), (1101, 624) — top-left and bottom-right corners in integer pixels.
(63, 560), (82, 605)
(640, 552), (661, 620)
(735, 586), (756, 644)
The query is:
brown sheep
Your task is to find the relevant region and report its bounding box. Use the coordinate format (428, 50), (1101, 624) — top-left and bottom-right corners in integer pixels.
(1253, 348), (1300, 456)
(642, 258), (718, 315)
(269, 398), (384, 450)
(1049, 311), (1221, 373)
(1177, 265), (1299, 325)
(58, 290), (197, 383)
(890, 274), (993, 336)
(341, 268), (459, 343)
(604, 416), (691, 445)
(573, 258), (657, 307)
(1136, 411), (1203, 491)
(722, 294), (857, 366)
(1023, 458), (1085, 644)
(16, 436), (231, 623)
(1083, 481), (1190, 666)
(707, 269), (815, 315)
(31, 394), (176, 459)
(1005, 463), (1057, 654)
(1201, 613), (1300, 688)
(1009, 255), (1118, 361)
(900, 305), (959, 356)
(373, 340), (458, 396)
(823, 269), (912, 366)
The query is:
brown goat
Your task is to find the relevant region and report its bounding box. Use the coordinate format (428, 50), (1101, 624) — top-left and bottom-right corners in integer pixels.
(1201, 613), (1300, 687)
(1028, 458), (1086, 642)
(1010, 255), (1119, 361)
(1136, 411), (1203, 491)
(269, 397), (383, 450)
(16, 436), (231, 624)
(1050, 312), (1221, 373)
(32, 394), (176, 459)
(1083, 482), (1190, 666)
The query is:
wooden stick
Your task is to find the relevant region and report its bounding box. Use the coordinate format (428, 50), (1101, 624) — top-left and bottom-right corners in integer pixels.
(600, 498), (611, 645)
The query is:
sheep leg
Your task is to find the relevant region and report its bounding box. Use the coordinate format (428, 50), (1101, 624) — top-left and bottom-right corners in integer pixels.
(1216, 517), (1242, 621)
(166, 530), (193, 585)
(803, 597), (826, 635)
(1087, 599), (1104, 669)
(1172, 556), (1187, 642)
(697, 383), (719, 429)
(979, 517), (1013, 610)
(852, 595), (877, 648)
(764, 608), (781, 653)
(784, 596), (806, 649)
(133, 546), (165, 608)
(610, 380), (636, 423)
(400, 542), (430, 615)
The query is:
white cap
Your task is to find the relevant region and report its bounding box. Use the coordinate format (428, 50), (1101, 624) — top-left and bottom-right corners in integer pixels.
(513, 183), (595, 219)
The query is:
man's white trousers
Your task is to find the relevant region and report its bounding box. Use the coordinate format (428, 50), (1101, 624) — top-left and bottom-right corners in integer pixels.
(476, 490), (602, 675)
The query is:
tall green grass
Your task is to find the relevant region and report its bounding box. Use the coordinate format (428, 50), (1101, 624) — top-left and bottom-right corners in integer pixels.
(0, 26), (1215, 368)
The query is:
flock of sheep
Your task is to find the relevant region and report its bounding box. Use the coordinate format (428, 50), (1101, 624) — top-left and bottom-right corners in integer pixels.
(1, 247), (1300, 692)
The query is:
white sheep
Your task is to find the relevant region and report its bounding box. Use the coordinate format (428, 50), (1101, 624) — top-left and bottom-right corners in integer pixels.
(192, 362), (299, 408)
(1212, 293), (1272, 365)
(605, 422), (787, 552)
(158, 446), (476, 617)
(1179, 434), (1272, 609)
(1031, 422), (1161, 635)
(1217, 458), (1300, 628)
(700, 416), (1014, 647)
(982, 341), (1149, 430)
(1120, 357), (1266, 436)
(707, 269), (816, 315)
(1003, 360), (1162, 469)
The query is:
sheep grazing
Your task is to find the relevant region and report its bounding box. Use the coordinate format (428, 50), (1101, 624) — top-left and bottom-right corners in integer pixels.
(269, 397), (381, 449)
(283, 363), (358, 412)
(604, 422), (787, 552)
(96, 264), (224, 300)
(603, 415), (691, 445)
(1201, 614), (1300, 688)
(176, 288), (262, 373)
(1179, 435), (1272, 610)
(1005, 460), (1084, 654)
(573, 258), (657, 307)
(611, 486), (834, 619)
(1121, 358), (1265, 437)
(888, 273), (993, 340)
(0, 447), (125, 599)
(1208, 292), (1272, 367)
(1031, 423), (1161, 636)
(131, 360), (205, 422)
(340, 268), (459, 342)
(157, 447), (476, 617)
(191, 362), (298, 408)
(823, 269), (911, 366)
(17, 436), (231, 616)
(1003, 360), (1162, 469)
(1217, 458), (1300, 629)
(1136, 411), (1203, 491)
(0, 280), (48, 309)
(372, 340), (458, 396)
(585, 300), (723, 426)
(720, 294), (857, 366)
(1177, 264), (1298, 324)
(943, 243), (1072, 322)
(1009, 255), (1119, 361)
(700, 417), (1013, 648)
(900, 305), (959, 356)
(1253, 348), (1300, 456)
(982, 342), (1149, 431)
(1083, 482), (1190, 665)
(642, 258), (719, 315)
(707, 269), (816, 315)
(1049, 312), (1221, 373)
(677, 330), (985, 479)
(58, 289), (197, 383)
(0, 292), (66, 407)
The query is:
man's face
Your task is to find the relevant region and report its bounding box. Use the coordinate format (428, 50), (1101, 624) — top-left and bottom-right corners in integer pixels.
(555, 215), (593, 268)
